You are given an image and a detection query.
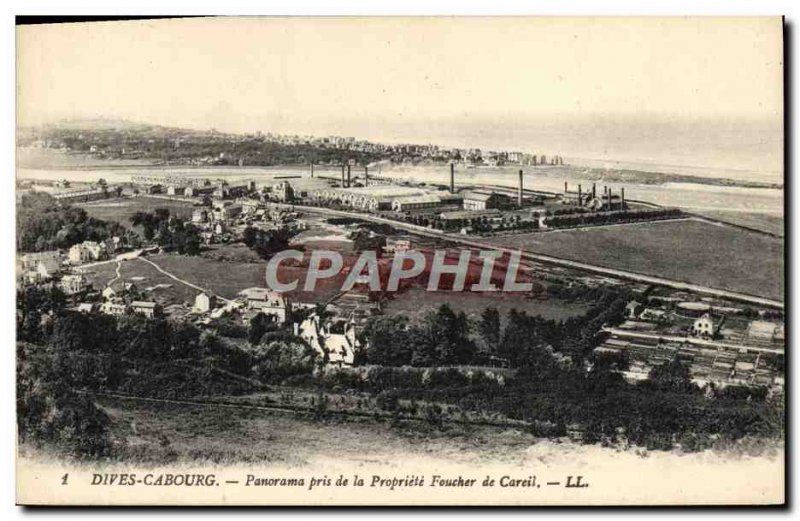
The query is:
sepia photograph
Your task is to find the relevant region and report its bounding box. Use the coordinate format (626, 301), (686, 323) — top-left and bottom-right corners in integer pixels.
(13, 15), (785, 506)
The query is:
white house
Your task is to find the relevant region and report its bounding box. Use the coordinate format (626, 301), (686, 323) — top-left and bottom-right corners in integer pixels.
(21, 251), (61, 272)
(100, 300), (127, 316)
(34, 258), (61, 281)
(58, 274), (88, 295)
(130, 301), (161, 318)
(692, 313), (723, 338)
(68, 241), (106, 264)
(194, 292), (217, 313)
(238, 287), (290, 323)
(295, 313), (360, 366)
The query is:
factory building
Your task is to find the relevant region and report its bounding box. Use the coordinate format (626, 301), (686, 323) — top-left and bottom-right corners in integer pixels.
(272, 181), (295, 202)
(52, 188), (108, 204)
(562, 182), (625, 211)
(391, 194), (447, 212)
(462, 190), (513, 211)
(185, 186), (215, 197)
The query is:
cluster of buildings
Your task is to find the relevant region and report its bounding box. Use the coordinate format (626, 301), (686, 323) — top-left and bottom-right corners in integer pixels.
(192, 287), (367, 366)
(608, 298), (785, 388)
(20, 238), (126, 289)
(136, 175), (257, 200)
(232, 132), (563, 167)
(67, 238), (123, 264)
(309, 185), (464, 213)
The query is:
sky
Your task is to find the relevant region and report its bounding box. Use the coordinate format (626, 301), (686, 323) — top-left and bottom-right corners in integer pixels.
(16, 17), (783, 165)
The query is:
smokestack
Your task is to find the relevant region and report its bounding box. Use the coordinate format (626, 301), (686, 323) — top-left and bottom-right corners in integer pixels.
(578, 184), (582, 205)
(364, 166), (369, 186)
(310, 163), (314, 178)
(607, 188), (612, 209)
(564, 181), (568, 193)
(450, 163), (455, 193)
(518, 169), (523, 207)
(621, 187), (626, 208)
(347, 164), (351, 188)
(592, 183), (597, 199)
(341, 164), (346, 187)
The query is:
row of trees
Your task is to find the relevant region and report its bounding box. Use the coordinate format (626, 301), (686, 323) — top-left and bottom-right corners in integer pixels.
(360, 305), (476, 367)
(361, 290), (629, 369)
(545, 208), (683, 228)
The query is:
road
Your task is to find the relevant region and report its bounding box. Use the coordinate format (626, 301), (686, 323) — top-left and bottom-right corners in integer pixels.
(276, 202), (784, 310)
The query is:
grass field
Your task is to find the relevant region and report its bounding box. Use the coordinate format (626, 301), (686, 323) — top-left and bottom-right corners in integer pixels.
(147, 253), (265, 300)
(487, 219), (784, 301)
(100, 395), (534, 466)
(147, 253), (343, 304)
(385, 287), (590, 323)
(79, 257), (200, 307)
(77, 196), (195, 230)
(694, 211), (784, 237)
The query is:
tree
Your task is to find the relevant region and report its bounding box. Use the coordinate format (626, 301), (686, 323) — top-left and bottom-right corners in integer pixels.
(363, 315), (413, 366)
(407, 305), (476, 367)
(252, 340), (317, 382)
(242, 226), (258, 248)
(427, 305), (475, 365)
(477, 307), (501, 357)
(248, 312), (270, 345)
(17, 342), (114, 458)
(646, 359), (697, 394)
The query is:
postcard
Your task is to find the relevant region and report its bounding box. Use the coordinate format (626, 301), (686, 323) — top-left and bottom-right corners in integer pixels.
(15, 16), (785, 506)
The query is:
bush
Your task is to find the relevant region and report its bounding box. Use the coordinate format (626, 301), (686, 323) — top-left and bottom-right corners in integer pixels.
(252, 340), (318, 383)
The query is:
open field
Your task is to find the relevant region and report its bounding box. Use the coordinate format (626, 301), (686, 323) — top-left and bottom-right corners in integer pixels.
(77, 196), (196, 230)
(96, 395), (784, 467)
(99, 395), (535, 466)
(147, 253), (342, 304)
(385, 287), (590, 323)
(486, 220), (784, 301)
(79, 257), (200, 307)
(147, 253), (265, 300)
(694, 210), (784, 237)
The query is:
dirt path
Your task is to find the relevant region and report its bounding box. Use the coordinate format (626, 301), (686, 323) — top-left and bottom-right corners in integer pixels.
(137, 257), (232, 303)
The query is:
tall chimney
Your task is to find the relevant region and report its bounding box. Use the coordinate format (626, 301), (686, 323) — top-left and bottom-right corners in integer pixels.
(564, 181), (568, 193)
(450, 163), (455, 193)
(341, 164), (346, 187)
(310, 163), (314, 178)
(607, 188), (612, 209)
(592, 183), (597, 199)
(346, 164), (351, 188)
(364, 166), (369, 186)
(518, 169), (523, 207)
(621, 187), (625, 208)
(578, 184), (582, 205)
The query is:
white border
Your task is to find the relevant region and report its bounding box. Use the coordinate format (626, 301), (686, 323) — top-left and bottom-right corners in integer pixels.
(2, 2), (796, 519)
